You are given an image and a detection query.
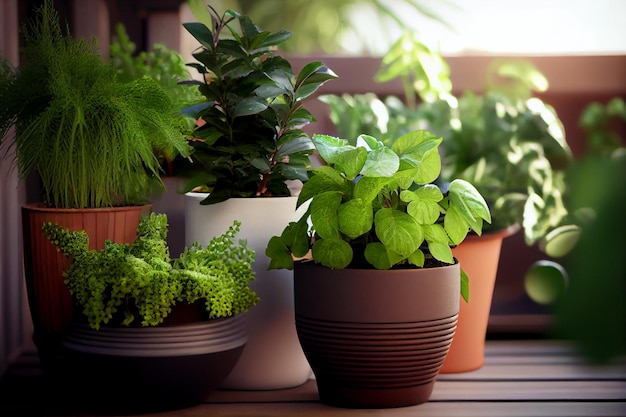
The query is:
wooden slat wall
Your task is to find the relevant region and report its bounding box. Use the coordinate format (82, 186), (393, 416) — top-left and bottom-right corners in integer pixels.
(0, 0), (30, 377)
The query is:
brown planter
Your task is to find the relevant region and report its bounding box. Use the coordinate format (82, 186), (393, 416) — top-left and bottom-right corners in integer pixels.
(294, 260), (460, 408)
(441, 225), (519, 373)
(21, 204), (151, 368)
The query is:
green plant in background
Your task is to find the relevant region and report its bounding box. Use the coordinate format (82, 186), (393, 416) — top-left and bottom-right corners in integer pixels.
(374, 31), (452, 107)
(0, 0), (191, 208)
(266, 130), (491, 302)
(321, 45), (575, 254)
(43, 213), (259, 329)
(180, 6), (337, 205)
(579, 97), (626, 158)
(525, 97), (626, 365)
(188, 0), (456, 55)
(109, 23), (203, 174)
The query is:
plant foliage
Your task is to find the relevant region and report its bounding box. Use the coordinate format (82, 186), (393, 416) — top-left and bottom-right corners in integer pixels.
(321, 53), (575, 249)
(181, 5), (337, 205)
(109, 23), (203, 173)
(43, 213), (258, 329)
(0, 0), (191, 208)
(266, 130), (491, 302)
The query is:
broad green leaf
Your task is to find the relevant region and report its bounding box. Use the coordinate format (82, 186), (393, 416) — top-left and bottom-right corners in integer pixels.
(333, 147), (368, 180)
(358, 134), (384, 150)
(297, 166), (350, 207)
(312, 134), (352, 164)
(428, 241), (454, 264)
(338, 199), (373, 238)
(354, 176), (390, 202)
(266, 236), (295, 270)
(444, 205), (470, 245)
(424, 224), (454, 263)
(407, 248), (425, 267)
(364, 242), (390, 269)
(449, 179), (492, 233)
(401, 185), (444, 224)
(361, 146), (399, 177)
(461, 269), (470, 303)
(374, 208), (424, 257)
(311, 238), (353, 269)
(310, 191), (342, 239)
(278, 218), (311, 258)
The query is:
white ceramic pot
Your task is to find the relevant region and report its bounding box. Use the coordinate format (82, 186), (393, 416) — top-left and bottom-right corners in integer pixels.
(184, 193), (311, 390)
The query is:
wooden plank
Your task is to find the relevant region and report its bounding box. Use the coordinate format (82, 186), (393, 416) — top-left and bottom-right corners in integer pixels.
(431, 380), (626, 401)
(136, 401), (626, 417)
(438, 363), (626, 381)
(208, 379), (626, 404)
(482, 339), (579, 356)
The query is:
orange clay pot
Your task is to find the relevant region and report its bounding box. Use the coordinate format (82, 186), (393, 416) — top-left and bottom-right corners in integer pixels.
(440, 225), (519, 373)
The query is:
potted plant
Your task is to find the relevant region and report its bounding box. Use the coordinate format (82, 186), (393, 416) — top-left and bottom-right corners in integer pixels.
(0, 0), (191, 370)
(525, 97), (626, 364)
(266, 129), (491, 408)
(320, 39), (575, 372)
(179, 6), (337, 389)
(42, 213), (258, 412)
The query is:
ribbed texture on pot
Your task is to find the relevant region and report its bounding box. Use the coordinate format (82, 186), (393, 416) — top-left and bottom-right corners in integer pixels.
(297, 314), (457, 387)
(62, 313), (248, 357)
(57, 313), (248, 412)
(293, 261), (460, 408)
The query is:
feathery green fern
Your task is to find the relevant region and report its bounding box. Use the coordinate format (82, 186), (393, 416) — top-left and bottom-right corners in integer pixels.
(0, 0), (191, 208)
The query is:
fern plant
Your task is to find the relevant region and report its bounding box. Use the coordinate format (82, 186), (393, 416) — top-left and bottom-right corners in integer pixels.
(43, 213), (258, 329)
(0, 0), (191, 208)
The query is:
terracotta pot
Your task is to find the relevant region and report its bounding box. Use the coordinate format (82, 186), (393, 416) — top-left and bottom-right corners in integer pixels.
(58, 309), (248, 413)
(294, 261), (460, 408)
(441, 225), (519, 373)
(21, 204), (151, 368)
(185, 194), (311, 389)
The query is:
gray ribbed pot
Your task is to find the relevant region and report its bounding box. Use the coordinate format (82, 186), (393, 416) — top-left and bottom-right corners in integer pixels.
(294, 260), (460, 409)
(58, 310), (248, 412)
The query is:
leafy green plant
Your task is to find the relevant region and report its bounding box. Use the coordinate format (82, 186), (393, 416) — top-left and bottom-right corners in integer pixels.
(188, 0), (455, 55)
(109, 23), (203, 174)
(321, 49), (574, 250)
(0, 0), (191, 208)
(266, 130), (491, 302)
(180, 6), (337, 205)
(579, 97), (626, 158)
(43, 213), (258, 329)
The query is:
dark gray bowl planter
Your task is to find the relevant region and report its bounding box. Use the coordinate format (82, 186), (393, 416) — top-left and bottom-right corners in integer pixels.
(57, 310), (248, 413)
(294, 260), (460, 408)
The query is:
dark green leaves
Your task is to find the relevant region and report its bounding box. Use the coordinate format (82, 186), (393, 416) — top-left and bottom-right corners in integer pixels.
(182, 6), (337, 201)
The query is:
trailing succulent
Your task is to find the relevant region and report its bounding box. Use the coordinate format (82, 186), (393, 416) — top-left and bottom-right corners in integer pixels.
(43, 213), (258, 329)
(266, 130), (491, 302)
(181, 6), (337, 204)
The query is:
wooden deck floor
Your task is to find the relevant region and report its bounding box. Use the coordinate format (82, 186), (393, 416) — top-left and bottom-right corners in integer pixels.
(1, 339), (625, 417)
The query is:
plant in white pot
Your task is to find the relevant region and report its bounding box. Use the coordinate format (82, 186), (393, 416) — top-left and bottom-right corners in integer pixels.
(0, 0), (191, 371)
(266, 130), (491, 408)
(42, 213), (258, 412)
(180, 5), (337, 389)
